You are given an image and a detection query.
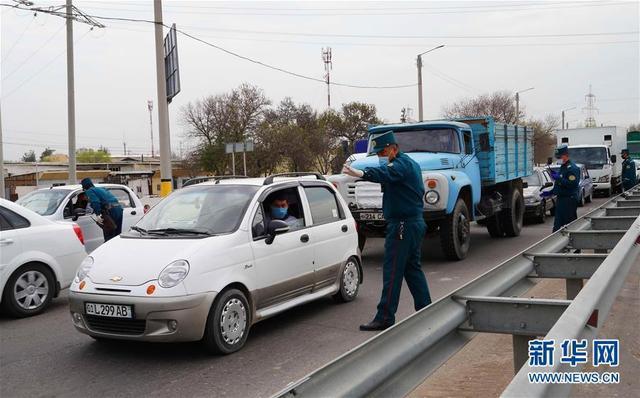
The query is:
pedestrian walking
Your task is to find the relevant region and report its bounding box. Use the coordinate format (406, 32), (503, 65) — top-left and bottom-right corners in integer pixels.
(342, 130), (432, 331)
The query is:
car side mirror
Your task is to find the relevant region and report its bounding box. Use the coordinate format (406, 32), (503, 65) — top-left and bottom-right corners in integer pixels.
(610, 155), (617, 163)
(522, 181), (528, 188)
(265, 219), (290, 244)
(72, 208), (86, 221)
(543, 181), (554, 188)
(547, 157), (553, 166)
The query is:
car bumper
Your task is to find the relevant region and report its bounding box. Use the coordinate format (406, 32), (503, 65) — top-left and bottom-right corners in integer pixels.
(524, 202), (542, 214)
(69, 290), (217, 342)
(593, 182), (611, 190)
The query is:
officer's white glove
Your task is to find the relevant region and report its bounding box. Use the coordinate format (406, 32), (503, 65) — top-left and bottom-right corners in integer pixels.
(342, 164), (364, 178)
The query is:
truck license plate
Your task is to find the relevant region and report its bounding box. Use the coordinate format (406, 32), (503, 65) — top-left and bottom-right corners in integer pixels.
(85, 302), (133, 318)
(360, 212), (384, 221)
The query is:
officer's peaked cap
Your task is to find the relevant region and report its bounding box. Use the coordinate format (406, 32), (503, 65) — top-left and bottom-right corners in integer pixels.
(370, 130), (397, 154)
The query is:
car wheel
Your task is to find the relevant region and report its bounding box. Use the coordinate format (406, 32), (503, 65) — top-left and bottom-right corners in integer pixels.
(549, 200), (556, 216)
(535, 201), (546, 224)
(578, 191), (585, 207)
(1, 263), (55, 318)
(585, 192), (592, 203)
(203, 289), (251, 355)
(333, 257), (360, 303)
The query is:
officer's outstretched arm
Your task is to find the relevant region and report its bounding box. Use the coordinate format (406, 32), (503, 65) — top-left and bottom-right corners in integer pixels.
(363, 161), (407, 184)
(85, 189), (102, 214)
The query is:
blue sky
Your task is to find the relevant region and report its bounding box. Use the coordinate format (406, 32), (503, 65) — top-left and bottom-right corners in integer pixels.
(1, 0), (638, 160)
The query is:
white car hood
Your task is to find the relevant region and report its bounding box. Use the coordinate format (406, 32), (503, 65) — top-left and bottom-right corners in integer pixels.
(87, 234), (240, 286)
(524, 186), (541, 199)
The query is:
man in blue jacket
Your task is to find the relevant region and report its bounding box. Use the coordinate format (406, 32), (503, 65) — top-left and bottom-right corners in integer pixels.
(621, 149), (637, 191)
(343, 131), (432, 331)
(81, 178), (123, 241)
(547, 146), (580, 232)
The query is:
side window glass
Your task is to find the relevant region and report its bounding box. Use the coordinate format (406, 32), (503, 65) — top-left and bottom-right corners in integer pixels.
(108, 188), (134, 208)
(304, 187), (342, 225)
(463, 130), (473, 155)
(0, 207), (30, 229)
(252, 205), (266, 239)
(0, 213), (13, 231)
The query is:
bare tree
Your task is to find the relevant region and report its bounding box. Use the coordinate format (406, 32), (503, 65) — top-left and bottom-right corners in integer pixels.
(526, 115), (560, 164)
(628, 123), (640, 132)
(442, 90), (523, 124)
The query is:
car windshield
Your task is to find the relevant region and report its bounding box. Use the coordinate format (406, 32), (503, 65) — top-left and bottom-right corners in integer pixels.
(370, 128), (460, 154)
(569, 147), (609, 168)
(134, 185), (258, 236)
(16, 189), (69, 216)
(523, 173), (541, 186)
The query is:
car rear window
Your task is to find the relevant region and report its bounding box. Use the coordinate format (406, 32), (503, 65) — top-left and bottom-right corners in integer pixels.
(0, 206), (31, 230)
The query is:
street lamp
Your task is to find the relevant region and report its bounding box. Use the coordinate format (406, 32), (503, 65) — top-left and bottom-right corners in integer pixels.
(417, 44), (445, 122)
(515, 87), (534, 124)
(561, 106), (576, 130)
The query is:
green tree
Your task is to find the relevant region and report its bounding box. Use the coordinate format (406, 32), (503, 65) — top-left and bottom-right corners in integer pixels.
(76, 147), (111, 163)
(39, 147), (55, 161)
(21, 150), (36, 162)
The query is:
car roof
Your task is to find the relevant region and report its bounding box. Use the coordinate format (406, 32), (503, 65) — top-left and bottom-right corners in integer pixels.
(194, 176), (332, 188)
(33, 183), (128, 192)
(567, 144), (608, 148)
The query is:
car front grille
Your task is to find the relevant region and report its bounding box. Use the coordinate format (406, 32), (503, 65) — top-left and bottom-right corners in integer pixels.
(85, 315), (146, 335)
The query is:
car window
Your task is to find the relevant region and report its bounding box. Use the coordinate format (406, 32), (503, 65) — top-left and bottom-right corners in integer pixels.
(304, 187), (343, 225)
(63, 192), (94, 219)
(252, 205), (266, 239)
(542, 171), (551, 183)
(0, 212), (12, 231)
(0, 206), (31, 230)
(107, 188), (134, 208)
(16, 189), (68, 216)
(523, 173), (541, 187)
(262, 187), (306, 232)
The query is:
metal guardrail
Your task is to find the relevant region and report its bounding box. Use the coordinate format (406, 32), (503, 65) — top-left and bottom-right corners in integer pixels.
(274, 187), (640, 398)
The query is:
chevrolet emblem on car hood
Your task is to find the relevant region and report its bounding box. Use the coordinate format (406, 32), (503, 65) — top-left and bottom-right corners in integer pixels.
(110, 276), (123, 282)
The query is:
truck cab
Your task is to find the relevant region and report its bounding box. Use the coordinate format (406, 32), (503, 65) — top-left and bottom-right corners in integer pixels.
(329, 117), (531, 261)
(562, 144), (617, 196)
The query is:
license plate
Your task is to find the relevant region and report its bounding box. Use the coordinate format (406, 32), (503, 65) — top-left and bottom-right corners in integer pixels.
(85, 302), (133, 319)
(360, 212), (384, 221)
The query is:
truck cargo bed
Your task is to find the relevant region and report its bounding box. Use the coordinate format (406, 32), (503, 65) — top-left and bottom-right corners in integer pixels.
(460, 117), (533, 186)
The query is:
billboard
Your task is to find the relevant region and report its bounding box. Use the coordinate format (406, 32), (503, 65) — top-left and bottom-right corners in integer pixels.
(164, 23), (180, 103)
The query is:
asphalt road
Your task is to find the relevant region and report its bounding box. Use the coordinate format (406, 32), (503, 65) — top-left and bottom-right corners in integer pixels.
(0, 198), (608, 398)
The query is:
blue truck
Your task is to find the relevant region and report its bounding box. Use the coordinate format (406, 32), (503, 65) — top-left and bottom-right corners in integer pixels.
(328, 116), (534, 260)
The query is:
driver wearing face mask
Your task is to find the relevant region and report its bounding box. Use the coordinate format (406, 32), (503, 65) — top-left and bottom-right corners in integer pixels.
(267, 196), (300, 228)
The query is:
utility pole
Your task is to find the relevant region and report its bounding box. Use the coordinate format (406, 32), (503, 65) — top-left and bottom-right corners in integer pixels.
(561, 106), (576, 130)
(0, 105), (4, 199)
(416, 45), (445, 122)
(153, 0), (172, 196)
(322, 47), (332, 108)
(65, 0), (76, 184)
(515, 87), (534, 124)
(147, 100), (155, 158)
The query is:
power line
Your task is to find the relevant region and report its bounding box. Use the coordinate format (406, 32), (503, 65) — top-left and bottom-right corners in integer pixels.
(1, 22), (65, 81)
(1, 13), (36, 64)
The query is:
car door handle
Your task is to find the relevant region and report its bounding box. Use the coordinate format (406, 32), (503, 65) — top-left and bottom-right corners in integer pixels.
(0, 238), (14, 246)
(131, 210), (137, 215)
(300, 234), (309, 243)
(341, 225), (348, 232)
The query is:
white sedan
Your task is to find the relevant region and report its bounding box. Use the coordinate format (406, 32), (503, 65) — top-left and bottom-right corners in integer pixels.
(0, 198), (87, 317)
(16, 184), (144, 252)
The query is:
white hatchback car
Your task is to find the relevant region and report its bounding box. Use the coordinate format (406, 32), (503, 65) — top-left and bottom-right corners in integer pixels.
(17, 184), (144, 252)
(0, 198), (86, 317)
(68, 174), (362, 354)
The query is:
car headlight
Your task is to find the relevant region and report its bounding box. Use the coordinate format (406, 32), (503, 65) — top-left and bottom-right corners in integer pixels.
(598, 175), (610, 183)
(525, 196), (538, 204)
(76, 256), (94, 282)
(158, 260), (190, 288)
(425, 190), (439, 204)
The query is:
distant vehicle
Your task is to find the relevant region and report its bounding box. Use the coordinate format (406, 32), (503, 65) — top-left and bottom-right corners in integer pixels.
(329, 116), (533, 260)
(523, 167), (556, 223)
(68, 173), (361, 354)
(0, 198), (86, 317)
(556, 126), (626, 196)
(626, 130), (640, 179)
(16, 184), (144, 253)
(548, 163), (594, 206)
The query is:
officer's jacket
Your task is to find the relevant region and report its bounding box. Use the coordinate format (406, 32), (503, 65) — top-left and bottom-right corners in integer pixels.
(622, 158), (637, 184)
(362, 151), (424, 221)
(552, 160), (580, 199)
(85, 186), (120, 215)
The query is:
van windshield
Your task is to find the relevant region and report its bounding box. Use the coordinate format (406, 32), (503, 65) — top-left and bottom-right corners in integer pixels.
(369, 128), (460, 154)
(133, 185), (258, 236)
(569, 147), (609, 168)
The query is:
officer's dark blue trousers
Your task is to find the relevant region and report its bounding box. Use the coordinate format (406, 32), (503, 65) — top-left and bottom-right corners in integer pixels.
(103, 206), (123, 242)
(553, 196), (578, 232)
(374, 218), (431, 325)
(623, 182), (636, 191)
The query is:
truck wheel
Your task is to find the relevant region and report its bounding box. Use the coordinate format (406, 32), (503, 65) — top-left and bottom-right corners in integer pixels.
(500, 189), (524, 237)
(486, 215), (504, 238)
(440, 199), (471, 260)
(357, 229), (367, 252)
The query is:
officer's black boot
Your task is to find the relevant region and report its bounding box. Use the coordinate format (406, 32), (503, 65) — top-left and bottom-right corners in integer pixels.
(359, 320), (393, 331)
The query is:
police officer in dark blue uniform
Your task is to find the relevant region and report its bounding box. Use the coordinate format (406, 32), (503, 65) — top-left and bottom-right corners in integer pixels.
(343, 131), (432, 331)
(621, 149), (637, 191)
(546, 145), (580, 232)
